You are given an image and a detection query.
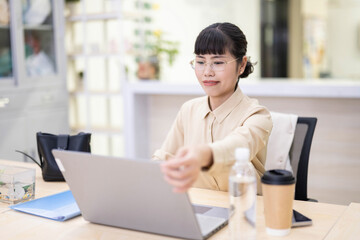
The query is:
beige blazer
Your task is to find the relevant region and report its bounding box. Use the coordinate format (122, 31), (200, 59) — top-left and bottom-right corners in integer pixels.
(265, 111), (298, 172)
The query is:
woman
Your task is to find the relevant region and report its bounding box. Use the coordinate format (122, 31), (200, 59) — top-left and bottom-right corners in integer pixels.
(153, 22), (272, 194)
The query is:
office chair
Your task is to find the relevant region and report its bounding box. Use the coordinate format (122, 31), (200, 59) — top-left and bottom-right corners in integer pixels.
(289, 117), (317, 201)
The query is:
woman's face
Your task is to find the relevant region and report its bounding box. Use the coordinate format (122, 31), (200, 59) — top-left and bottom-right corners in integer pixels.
(194, 51), (246, 108)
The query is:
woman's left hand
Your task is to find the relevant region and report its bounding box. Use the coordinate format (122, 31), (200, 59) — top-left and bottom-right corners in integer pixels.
(160, 145), (213, 193)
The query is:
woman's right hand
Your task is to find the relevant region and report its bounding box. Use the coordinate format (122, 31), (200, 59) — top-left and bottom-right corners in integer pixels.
(160, 145), (213, 193)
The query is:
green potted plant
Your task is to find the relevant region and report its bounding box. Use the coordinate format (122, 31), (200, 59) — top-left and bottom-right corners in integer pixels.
(136, 29), (179, 80)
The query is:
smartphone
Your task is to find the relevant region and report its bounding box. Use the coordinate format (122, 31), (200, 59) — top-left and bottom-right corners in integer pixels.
(291, 209), (313, 227)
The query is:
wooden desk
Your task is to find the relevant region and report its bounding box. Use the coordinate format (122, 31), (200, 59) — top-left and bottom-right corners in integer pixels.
(324, 202), (360, 240)
(0, 160), (350, 240)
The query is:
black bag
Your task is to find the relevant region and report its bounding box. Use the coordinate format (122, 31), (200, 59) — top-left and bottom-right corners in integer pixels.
(16, 132), (91, 181)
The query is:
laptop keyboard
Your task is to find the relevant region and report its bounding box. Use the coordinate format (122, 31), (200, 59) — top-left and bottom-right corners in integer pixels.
(196, 214), (227, 237)
(193, 204), (212, 214)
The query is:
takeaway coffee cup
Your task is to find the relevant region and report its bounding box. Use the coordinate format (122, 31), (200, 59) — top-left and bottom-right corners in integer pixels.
(261, 169), (296, 236)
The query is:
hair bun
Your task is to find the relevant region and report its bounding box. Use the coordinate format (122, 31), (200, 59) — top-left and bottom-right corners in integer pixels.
(240, 60), (255, 78)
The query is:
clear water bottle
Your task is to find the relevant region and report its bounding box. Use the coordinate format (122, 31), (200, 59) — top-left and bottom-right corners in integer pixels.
(229, 148), (257, 240)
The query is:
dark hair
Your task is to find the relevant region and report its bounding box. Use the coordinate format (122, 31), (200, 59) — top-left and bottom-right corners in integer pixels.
(194, 22), (254, 79)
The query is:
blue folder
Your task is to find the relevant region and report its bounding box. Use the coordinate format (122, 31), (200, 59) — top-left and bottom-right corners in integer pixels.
(10, 190), (81, 221)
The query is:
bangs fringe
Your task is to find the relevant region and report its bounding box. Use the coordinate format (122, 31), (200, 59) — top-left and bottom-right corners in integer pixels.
(194, 29), (229, 55)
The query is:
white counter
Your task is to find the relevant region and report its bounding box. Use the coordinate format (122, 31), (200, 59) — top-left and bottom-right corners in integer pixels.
(125, 79), (360, 98)
(123, 79), (360, 159)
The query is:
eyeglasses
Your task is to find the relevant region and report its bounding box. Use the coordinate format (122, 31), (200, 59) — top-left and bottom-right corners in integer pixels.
(189, 58), (239, 72)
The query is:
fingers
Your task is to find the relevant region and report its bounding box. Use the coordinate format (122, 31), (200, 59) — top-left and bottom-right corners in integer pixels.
(161, 159), (185, 170)
(160, 151), (198, 181)
(160, 148), (201, 193)
(161, 150), (194, 170)
(163, 173), (197, 193)
(161, 163), (194, 180)
(175, 147), (188, 158)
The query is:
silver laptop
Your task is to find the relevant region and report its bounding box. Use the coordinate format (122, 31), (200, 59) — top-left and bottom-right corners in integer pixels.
(52, 150), (229, 240)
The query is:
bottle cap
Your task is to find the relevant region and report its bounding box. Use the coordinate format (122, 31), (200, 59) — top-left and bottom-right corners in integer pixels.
(234, 148), (250, 163)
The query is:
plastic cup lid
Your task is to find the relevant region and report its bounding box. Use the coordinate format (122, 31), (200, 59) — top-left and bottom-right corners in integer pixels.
(261, 169), (295, 185)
